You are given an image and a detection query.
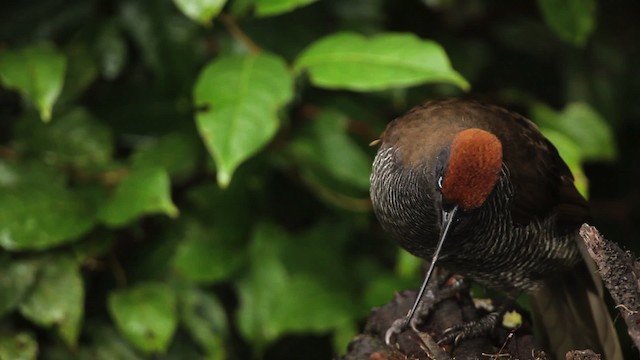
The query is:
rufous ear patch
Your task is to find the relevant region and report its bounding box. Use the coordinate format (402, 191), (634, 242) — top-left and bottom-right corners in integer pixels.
(441, 128), (503, 210)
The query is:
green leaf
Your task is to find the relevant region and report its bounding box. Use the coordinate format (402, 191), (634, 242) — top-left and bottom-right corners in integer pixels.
(236, 223), (357, 350)
(172, 220), (245, 283)
(14, 108), (114, 169)
(0, 258), (40, 317)
(0, 43), (67, 122)
(83, 324), (141, 360)
(235, 224), (290, 348)
(72, 232), (115, 262)
(332, 321), (357, 355)
(290, 109), (372, 191)
(108, 282), (178, 354)
(174, 0), (227, 25)
(194, 53), (293, 187)
(19, 256), (84, 348)
(538, 0), (596, 47)
(131, 132), (200, 180)
(295, 32), (469, 91)
(254, 0), (318, 16)
(95, 22), (128, 80)
(0, 332), (38, 360)
(532, 102), (616, 162)
(59, 46), (98, 103)
(0, 161), (98, 250)
(540, 128), (589, 197)
(395, 250), (422, 278)
(179, 286), (228, 359)
(99, 166), (179, 227)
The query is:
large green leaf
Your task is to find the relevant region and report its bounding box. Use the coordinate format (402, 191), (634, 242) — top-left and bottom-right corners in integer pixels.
(0, 161), (98, 251)
(540, 128), (588, 197)
(532, 102), (616, 162)
(0, 258), (40, 317)
(99, 166), (179, 227)
(194, 53), (293, 187)
(59, 46), (98, 103)
(131, 132), (200, 180)
(0, 43), (66, 122)
(14, 108), (113, 169)
(295, 32), (469, 91)
(235, 224), (289, 349)
(254, 0), (318, 16)
(19, 256), (84, 348)
(290, 109), (372, 191)
(236, 223), (357, 350)
(108, 283), (178, 354)
(172, 220), (245, 283)
(0, 332), (38, 360)
(538, 0), (596, 47)
(179, 286), (228, 359)
(82, 324), (141, 360)
(174, 0), (227, 24)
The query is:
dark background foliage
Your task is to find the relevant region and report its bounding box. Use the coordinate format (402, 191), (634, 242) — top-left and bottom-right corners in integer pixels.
(0, 0), (638, 359)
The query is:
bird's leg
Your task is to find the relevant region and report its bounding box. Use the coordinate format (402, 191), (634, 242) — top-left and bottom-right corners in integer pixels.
(437, 291), (520, 346)
(409, 275), (467, 331)
(385, 270), (467, 344)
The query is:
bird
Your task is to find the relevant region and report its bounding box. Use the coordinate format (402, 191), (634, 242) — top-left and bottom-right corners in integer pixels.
(369, 99), (622, 360)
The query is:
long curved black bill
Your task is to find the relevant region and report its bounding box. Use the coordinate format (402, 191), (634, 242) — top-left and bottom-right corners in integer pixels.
(401, 205), (459, 328)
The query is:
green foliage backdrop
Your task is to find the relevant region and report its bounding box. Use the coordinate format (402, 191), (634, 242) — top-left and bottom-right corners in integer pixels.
(0, 0), (638, 359)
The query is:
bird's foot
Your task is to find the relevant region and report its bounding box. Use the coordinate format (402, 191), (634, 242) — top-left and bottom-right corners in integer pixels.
(385, 274), (467, 345)
(437, 311), (501, 345)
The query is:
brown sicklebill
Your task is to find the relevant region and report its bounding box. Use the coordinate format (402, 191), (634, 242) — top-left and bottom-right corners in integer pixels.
(370, 99), (622, 360)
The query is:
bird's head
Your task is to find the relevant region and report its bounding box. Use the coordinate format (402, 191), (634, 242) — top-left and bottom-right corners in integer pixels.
(397, 128), (504, 330)
(437, 128), (504, 212)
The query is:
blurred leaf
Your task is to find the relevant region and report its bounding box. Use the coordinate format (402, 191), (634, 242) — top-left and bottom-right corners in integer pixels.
(290, 109), (371, 191)
(0, 42), (66, 122)
(235, 224), (288, 349)
(108, 282), (178, 354)
(19, 256), (84, 348)
(95, 22), (128, 80)
(236, 223), (356, 350)
(540, 128), (588, 197)
(15, 108), (113, 168)
(0, 258), (40, 317)
(59, 46), (98, 103)
(99, 166), (179, 227)
(295, 32), (469, 91)
(0, 332), (38, 360)
(230, 0), (254, 15)
(332, 320), (357, 354)
(72, 232), (115, 263)
(173, 0), (226, 25)
(194, 53), (293, 186)
(179, 286), (228, 359)
(0, 161), (97, 250)
(532, 102), (616, 161)
(254, 0), (318, 16)
(185, 182), (253, 229)
(119, 0), (203, 90)
(119, 0), (162, 76)
(395, 250), (422, 278)
(82, 324), (141, 360)
(172, 220), (245, 283)
(131, 131), (201, 180)
(537, 0), (596, 47)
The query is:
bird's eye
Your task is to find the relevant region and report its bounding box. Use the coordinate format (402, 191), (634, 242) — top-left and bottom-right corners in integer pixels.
(437, 176), (443, 189)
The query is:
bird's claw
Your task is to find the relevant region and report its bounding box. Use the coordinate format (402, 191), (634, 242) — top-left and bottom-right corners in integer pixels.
(384, 317), (407, 345)
(437, 311), (501, 346)
(437, 325), (465, 346)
